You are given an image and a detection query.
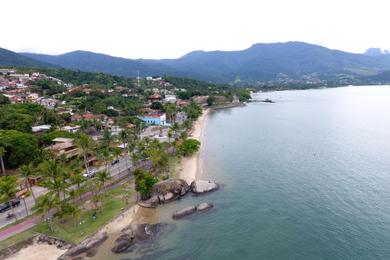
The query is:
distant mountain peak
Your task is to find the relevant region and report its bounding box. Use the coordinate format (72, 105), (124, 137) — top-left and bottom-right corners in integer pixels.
(364, 47), (389, 56)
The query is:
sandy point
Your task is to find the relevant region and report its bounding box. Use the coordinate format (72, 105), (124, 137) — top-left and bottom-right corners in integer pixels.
(179, 109), (209, 184)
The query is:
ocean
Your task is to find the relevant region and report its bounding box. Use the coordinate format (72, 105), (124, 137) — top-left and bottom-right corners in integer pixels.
(109, 86), (390, 259)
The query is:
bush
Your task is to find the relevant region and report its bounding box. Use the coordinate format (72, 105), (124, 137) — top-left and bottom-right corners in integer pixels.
(179, 138), (200, 156)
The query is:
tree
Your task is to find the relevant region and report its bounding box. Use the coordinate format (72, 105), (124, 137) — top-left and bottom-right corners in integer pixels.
(134, 170), (158, 200)
(96, 170), (111, 195)
(0, 94), (10, 104)
(207, 96), (216, 106)
(184, 101), (202, 120)
(76, 134), (93, 173)
(68, 160), (86, 202)
(38, 159), (69, 201)
(32, 194), (57, 232)
(119, 130), (130, 174)
(0, 147), (6, 175)
(0, 130), (39, 168)
(151, 101), (163, 110)
(19, 164), (37, 203)
(164, 103), (177, 123)
(179, 138), (201, 156)
(0, 175), (18, 220)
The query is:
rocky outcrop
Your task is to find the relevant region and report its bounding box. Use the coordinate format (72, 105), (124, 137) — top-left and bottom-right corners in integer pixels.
(172, 206), (197, 219)
(111, 223), (169, 254)
(172, 202), (214, 220)
(111, 227), (135, 254)
(58, 232), (108, 260)
(36, 234), (72, 250)
(196, 202), (214, 212)
(153, 179), (190, 198)
(139, 179), (190, 208)
(190, 180), (219, 194)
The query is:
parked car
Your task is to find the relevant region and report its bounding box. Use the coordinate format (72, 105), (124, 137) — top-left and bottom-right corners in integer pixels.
(111, 159), (120, 165)
(0, 198), (21, 213)
(83, 169), (97, 178)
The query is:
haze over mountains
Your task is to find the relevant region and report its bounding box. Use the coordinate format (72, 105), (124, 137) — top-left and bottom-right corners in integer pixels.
(2, 41), (390, 85)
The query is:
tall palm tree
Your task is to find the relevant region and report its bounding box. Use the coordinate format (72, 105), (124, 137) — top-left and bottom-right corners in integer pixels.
(39, 159), (69, 201)
(0, 175), (18, 220)
(69, 160), (86, 202)
(0, 146), (6, 175)
(76, 134), (93, 173)
(32, 194), (57, 232)
(102, 128), (113, 149)
(19, 164), (37, 203)
(119, 130), (130, 173)
(96, 170), (111, 195)
(112, 148), (122, 175)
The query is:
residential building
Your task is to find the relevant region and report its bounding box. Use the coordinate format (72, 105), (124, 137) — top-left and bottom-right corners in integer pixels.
(32, 124), (51, 133)
(61, 125), (81, 133)
(140, 113), (167, 126)
(164, 94), (177, 103)
(47, 138), (80, 159)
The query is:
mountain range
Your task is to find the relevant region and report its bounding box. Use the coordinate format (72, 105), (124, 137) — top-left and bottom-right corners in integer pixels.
(2, 42), (390, 85)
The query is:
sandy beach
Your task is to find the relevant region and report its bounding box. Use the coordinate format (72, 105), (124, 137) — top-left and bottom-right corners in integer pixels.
(6, 243), (66, 260)
(179, 109), (209, 183)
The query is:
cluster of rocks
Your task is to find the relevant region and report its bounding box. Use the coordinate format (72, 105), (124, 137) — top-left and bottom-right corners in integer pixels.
(36, 234), (72, 250)
(138, 179), (218, 208)
(111, 223), (168, 254)
(190, 180), (219, 194)
(172, 202), (214, 220)
(58, 232), (108, 260)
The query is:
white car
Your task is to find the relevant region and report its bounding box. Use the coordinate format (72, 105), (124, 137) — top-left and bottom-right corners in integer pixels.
(83, 169), (97, 178)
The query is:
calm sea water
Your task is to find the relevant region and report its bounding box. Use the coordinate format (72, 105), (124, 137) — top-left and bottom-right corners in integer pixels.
(121, 86), (390, 259)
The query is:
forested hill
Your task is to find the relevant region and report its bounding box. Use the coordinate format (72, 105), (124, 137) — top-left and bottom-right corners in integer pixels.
(0, 47), (53, 68)
(20, 42), (390, 85)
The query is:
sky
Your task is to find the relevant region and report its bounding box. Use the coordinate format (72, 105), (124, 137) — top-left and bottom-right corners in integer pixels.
(1, 0), (390, 59)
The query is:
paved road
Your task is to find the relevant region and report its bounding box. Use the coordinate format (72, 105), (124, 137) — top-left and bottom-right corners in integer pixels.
(0, 160), (135, 241)
(0, 155), (132, 230)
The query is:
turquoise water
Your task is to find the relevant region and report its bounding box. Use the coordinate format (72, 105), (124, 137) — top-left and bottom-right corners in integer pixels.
(125, 86), (390, 259)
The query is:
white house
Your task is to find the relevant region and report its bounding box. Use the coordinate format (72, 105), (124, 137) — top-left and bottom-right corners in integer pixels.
(164, 95), (177, 103)
(61, 125), (81, 133)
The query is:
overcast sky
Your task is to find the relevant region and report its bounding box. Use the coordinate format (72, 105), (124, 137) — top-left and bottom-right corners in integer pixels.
(1, 0), (389, 59)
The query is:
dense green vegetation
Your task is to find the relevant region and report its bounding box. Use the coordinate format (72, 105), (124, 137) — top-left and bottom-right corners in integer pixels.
(18, 67), (136, 87)
(28, 79), (66, 96)
(0, 130), (40, 167)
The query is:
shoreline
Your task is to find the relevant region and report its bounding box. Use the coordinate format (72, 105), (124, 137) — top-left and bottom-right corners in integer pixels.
(5, 107), (212, 260)
(178, 108), (209, 183)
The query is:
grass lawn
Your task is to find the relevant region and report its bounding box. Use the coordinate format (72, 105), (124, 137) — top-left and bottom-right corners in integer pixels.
(0, 229), (36, 251)
(33, 183), (134, 244)
(168, 155), (181, 179)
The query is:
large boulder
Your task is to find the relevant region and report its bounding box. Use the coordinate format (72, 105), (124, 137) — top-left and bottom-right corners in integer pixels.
(196, 202), (214, 212)
(138, 195), (159, 208)
(58, 232), (108, 259)
(190, 180), (219, 194)
(111, 223), (169, 254)
(153, 179), (190, 197)
(172, 206), (197, 219)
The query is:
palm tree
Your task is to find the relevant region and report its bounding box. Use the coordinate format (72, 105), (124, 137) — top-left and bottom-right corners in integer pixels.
(96, 170), (111, 195)
(39, 159), (69, 201)
(19, 164), (37, 203)
(69, 160), (86, 202)
(112, 148), (122, 175)
(0, 146), (6, 175)
(32, 194), (57, 232)
(0, 175), (18, 220)
(119, 130), (130, 173)
(102, 128), (113, 149)
(76, 134), (93, 173)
